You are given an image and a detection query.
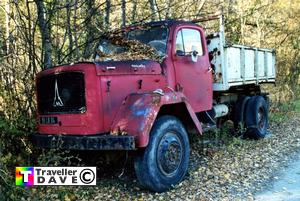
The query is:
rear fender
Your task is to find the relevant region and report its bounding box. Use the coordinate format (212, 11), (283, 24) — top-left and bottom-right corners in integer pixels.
(111, 92), (202, 147)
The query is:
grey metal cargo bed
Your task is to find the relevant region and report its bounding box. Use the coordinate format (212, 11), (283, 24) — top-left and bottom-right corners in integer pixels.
(206, 16), (276, 91)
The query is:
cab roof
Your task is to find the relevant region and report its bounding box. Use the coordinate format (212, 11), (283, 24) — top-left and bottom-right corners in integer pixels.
(128, 20), (199, 29)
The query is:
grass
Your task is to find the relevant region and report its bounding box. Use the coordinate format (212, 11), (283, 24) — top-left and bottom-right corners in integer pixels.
(295, 99), (300, 112)
(269, 99), (300, 123)
(269, 112), (289, 124)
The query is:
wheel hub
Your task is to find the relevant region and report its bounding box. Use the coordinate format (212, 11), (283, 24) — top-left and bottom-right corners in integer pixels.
(157, 132), (183, 175)
(258, 107), (265, 130)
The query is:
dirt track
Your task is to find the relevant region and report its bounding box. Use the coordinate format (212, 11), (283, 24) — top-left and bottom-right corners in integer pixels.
(255, 152), (300, 201)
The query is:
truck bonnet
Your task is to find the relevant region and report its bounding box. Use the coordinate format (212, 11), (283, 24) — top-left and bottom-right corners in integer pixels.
(95, 60), (162, 75)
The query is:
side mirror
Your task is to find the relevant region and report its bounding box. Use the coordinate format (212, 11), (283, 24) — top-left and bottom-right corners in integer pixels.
(191, 46), (198, 62)
(192, 50), (198, 57)
(176, 50), (185, 56)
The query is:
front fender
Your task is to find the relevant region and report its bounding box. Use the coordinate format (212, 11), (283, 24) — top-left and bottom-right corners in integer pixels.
(110, 92), (202, 147)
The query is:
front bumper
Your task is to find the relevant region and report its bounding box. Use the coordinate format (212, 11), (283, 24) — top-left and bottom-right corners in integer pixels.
(31, 133), (136, 150)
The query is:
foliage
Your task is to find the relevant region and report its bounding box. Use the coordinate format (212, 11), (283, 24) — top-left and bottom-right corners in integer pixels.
(95, 31), (163, 62)
(269, 99), (300, 123)
(0, 0), (299, 117)
(0, 116), (33, 200)
(0, 0), (299, 121)
(0, 114), (82, 200)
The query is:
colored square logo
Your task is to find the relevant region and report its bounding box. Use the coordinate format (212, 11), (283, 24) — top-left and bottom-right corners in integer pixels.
(16, 167), (34, 186)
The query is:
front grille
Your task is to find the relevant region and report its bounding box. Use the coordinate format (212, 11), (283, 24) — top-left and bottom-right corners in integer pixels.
(37, 72), (86, 114)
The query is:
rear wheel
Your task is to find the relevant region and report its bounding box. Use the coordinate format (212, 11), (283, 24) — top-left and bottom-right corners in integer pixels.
(134, 115), (190, 192)
(245, 96), (269, 139)
(233, 95), (250, 136)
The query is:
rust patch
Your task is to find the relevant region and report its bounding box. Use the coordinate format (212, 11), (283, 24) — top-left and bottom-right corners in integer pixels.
(152, 95), (161, 105)
(215, 72), (223, 82)
(111, 126), (128, 136)
(173, 94), (178, 102)
(142, 110), (156, 134)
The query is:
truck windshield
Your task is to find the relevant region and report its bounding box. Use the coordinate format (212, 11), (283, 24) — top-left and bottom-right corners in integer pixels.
(95, 39), (127, 56)
(127, 26), (168, 56)
(94, 26), (168, 62)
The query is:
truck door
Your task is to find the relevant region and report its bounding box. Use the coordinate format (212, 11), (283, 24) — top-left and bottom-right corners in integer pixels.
(172, 27), (213, 112)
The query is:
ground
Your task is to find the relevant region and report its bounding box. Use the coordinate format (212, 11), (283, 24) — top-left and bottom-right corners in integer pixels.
(13, 102), (300, 201)
(255, 152), (300, 201)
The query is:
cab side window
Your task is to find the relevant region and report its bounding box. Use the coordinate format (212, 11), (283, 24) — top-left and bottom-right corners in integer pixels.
(175, 30), (184, 53)
(175, 28), (203, 56)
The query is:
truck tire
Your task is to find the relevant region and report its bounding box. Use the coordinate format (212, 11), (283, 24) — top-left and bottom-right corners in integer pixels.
(134, 115), (190, 192)
(245, 96), (269, 139)
(234, 95), (250, 136)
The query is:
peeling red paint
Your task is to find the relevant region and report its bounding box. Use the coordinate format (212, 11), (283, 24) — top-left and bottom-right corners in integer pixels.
(111, 92), (203, 147)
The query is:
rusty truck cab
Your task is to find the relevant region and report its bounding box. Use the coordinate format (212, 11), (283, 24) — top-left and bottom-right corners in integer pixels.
(32, 21), (210, 150)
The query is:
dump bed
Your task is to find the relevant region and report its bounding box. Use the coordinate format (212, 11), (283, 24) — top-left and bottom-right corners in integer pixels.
(205, 17), (276, 91)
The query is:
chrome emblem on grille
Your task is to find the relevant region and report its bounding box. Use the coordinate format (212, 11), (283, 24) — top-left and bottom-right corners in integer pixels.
(53, 79), (64, 107)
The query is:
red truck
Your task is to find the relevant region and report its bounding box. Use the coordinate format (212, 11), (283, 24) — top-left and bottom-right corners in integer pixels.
(32, 15), (276, 192)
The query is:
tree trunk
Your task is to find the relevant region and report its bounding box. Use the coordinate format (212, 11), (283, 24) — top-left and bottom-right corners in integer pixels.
(121, 0), (126, 28)
(35, 0), (52, 69)
(73, 0), (80, 60)
(5, 0), (11, 55)
(24, 0), (38, 114)
(131, 0), (137, 23)
(196, 0), (207, 17)
(165, 0), (173, 19)
(83, 0), (96, 59)
(105, 0), (111, 29)
(66, 0), (73, 62)
(149, 0), (159, 21)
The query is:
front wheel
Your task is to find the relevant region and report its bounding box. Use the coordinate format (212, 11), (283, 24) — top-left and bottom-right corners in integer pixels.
(134, 115), (190, 192)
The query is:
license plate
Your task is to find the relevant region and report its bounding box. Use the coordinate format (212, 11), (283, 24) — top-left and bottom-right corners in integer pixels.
(40, 116), (58, 124)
